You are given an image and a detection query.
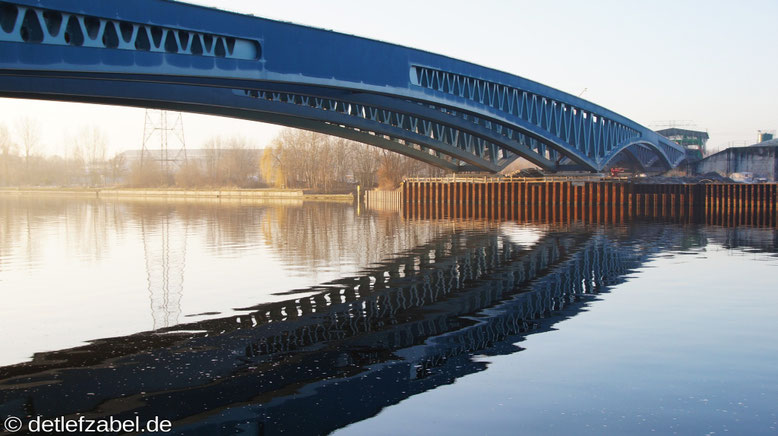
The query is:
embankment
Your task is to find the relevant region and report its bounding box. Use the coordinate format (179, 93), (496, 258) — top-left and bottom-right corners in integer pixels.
(0, 188), (353, 202)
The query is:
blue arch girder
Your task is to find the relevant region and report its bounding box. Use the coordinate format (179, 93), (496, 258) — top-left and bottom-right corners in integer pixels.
(0, 0), (686, 172)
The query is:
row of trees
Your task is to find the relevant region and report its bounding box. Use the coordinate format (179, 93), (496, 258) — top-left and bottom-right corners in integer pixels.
(260, 129), (446, 192)
(1, 120), (122, 186)
(1, 119), (447, 190)
(0, 119), (262, 188)
(152, 136), (261, 188)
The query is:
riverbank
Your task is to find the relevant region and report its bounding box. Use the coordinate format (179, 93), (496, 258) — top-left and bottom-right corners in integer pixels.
(0, 187), (354, 202)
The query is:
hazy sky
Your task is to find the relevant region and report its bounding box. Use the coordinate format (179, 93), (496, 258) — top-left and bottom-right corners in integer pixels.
(1, 0), (776, 156)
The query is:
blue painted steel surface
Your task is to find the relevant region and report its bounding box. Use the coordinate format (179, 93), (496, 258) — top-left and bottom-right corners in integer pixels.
(0, 0), (686, 172)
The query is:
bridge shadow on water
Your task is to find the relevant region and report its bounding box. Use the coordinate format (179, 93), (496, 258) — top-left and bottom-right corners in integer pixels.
(0, 215), (775, 435)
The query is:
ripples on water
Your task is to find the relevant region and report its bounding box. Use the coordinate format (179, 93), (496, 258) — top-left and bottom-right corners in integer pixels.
(0, 195), (776, 435)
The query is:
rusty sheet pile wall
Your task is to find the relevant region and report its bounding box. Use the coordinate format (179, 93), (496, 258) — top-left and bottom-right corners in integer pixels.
(402, 180), (778, 227)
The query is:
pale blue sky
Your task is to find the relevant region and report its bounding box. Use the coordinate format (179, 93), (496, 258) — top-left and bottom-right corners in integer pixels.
(1, 0), (776, 156)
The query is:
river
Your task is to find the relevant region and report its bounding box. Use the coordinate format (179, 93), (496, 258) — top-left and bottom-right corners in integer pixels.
(0, 195), (776, 435)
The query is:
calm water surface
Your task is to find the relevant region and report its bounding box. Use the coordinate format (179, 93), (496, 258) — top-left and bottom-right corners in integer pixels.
(0, 195), (776, 435)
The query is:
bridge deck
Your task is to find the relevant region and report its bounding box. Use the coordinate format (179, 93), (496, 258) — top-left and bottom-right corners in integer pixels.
(0, 0), (686, 172)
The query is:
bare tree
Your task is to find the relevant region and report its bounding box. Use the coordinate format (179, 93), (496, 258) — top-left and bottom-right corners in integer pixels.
(268, 129), (364, 192)
(376, 150), (407, 190)
(128, 159), (164, 187)
(223, 136), (258, 186)
(174, 160), (203, 188)
(351, 142), (382, 189)
(203, 135), (223, 185)
(75, 126), (107, 185)
(16, 117), (40, 183)
(331, 137), (351, 184)
(0, 123), (15, 185)
(107, 153), (127, 185)
(68, 136), (85, 186)
(198, 135), (260, 187)
(260, 144), (284, 187)
(264, 128), (448, 192)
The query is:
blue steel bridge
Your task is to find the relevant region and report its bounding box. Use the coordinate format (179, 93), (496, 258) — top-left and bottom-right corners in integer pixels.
(0, 0), (686, 173)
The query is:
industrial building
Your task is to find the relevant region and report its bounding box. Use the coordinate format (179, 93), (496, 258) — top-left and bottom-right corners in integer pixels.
(694, 138), (778, 182)
(758, 130), (775, 143)
(656, 128), (709, 162)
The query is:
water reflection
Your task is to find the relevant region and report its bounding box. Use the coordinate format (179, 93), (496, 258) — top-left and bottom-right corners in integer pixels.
(2, 216), (770, 435)
(705, 226), (778, 253)
(0, 196), (455, 369)
(260, 202), (442, 272)
(142, 213), (188, 329)
(0, 196), (449, 277)
(400, 196), (778, 228)
(0, 196), (120, 270)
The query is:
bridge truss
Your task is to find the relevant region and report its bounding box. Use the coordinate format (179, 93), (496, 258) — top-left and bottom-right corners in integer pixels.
(0, 0), (686, 172)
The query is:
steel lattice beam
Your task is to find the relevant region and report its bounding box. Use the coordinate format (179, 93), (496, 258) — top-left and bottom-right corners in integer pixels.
(0, 0), (686, 172)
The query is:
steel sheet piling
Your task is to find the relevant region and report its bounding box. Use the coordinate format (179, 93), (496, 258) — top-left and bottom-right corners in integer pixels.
(397, 178), (777, 226)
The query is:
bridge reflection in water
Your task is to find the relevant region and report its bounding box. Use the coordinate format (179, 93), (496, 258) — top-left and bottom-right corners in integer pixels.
(0, 219), (775, 435)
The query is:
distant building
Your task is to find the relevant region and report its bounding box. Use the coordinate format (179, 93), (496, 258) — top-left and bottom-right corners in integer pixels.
(694, 139), (778, 182)
(656, 128), (709, 162)
(752, 138), (778, 148)
(757, 130), (775, 144)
